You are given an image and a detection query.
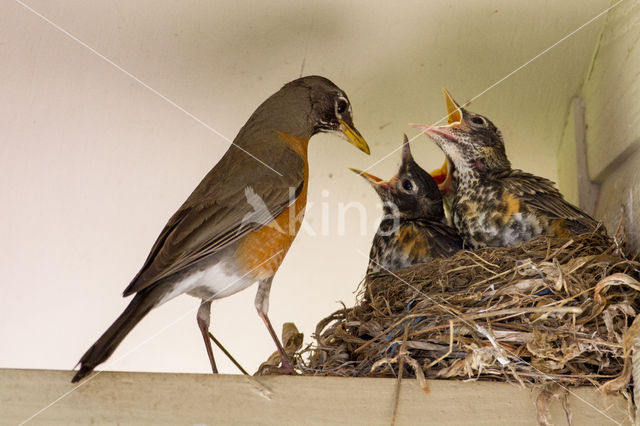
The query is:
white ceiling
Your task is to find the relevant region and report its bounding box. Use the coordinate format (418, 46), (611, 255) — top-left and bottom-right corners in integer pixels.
(1, 1), (610, 375)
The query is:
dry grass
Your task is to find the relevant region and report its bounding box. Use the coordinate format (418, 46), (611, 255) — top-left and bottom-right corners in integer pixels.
(285, 232), (640, 394)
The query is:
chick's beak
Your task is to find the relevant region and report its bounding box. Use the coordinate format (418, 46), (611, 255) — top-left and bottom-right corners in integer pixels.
(400, 133), (413, 167)
(410, 123), (458, 142)
(349, 168), (392, 190)
(409, 88), (465, 143)
(442, 88), (462, 124)
(339, 120), (370, 155)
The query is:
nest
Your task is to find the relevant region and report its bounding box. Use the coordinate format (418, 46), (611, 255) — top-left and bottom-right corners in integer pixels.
(285, 232), (640, 393)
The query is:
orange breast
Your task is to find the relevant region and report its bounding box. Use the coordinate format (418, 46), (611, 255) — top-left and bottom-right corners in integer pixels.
(234, 132), (309, 280)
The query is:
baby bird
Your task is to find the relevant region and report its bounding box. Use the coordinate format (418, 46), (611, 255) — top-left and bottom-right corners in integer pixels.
(351, 135), (462, 274)
(412, 89), (603, 249)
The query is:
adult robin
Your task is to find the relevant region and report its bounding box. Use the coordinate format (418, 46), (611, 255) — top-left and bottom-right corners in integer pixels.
(351, 135), (461, 274)
(411, 89), (603, 250)
(71, 76), (370, 382)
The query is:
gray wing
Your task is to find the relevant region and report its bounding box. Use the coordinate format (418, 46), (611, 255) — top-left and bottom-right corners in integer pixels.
(418, 220), (463, 258)
(500, 170), (601, 234)
(123, 145), (304, 296)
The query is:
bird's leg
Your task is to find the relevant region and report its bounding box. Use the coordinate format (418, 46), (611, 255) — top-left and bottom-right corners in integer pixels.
(255, 277), (295, 374)
(197, 299), (218, 374)
(207, 331), (249, 375)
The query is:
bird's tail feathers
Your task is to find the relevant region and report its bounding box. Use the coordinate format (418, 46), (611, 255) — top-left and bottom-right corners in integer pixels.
(71, 287), (163, 383)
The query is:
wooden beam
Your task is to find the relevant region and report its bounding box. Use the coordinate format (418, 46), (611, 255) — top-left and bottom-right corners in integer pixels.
(2, 369), (630, 425)
(582, 0), (640, 252)
(557, 98), (580, 206)
(583, 0), (640, 182)
(572, 97), (601, 216)
(557, 97), (601, 216)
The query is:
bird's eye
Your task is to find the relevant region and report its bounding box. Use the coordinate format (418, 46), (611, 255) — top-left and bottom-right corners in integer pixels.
(402, 179), (413, 191)
(336, 98), (348, 116)
(470, 116), (486, 126)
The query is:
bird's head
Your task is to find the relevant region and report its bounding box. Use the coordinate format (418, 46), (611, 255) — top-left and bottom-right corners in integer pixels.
(350, 134), (444, 220)
(411, 89), (510, 179)
(282, 76), (370, 154)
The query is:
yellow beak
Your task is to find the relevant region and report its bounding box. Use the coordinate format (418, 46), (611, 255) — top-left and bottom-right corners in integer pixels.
(442, 88), (462, 124)
(339, 120), (370, 155)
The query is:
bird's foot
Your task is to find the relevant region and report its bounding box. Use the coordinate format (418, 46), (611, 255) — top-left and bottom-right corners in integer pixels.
(279, 357), (296, 375)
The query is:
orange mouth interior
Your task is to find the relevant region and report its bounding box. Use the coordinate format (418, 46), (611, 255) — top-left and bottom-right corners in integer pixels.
(429, 158), (454, 194)
(430, 163), (447, 185)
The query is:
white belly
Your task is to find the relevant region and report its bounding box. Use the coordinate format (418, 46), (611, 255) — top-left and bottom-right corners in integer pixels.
(157, 263), (257, 306)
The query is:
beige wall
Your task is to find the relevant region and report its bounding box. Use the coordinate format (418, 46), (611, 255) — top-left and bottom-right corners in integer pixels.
(588, 0), (640, 253)
(558, 0), (640, 252)
(1, 1), (610, 375)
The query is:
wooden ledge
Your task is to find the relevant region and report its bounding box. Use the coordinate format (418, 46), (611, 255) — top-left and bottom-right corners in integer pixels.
(2, 368), (629, 425)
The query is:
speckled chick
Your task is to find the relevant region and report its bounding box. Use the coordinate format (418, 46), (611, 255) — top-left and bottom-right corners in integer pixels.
(412, 90), (603, 250)
(351, 135), (462, 274)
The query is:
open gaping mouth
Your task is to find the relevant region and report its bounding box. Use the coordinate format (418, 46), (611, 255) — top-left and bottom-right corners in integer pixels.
(429, 157), (454, 194)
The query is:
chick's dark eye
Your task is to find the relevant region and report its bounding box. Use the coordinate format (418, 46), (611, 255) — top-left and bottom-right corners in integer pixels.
(336, 99), (348, 115)
(470, 116), (486, 126)
(402, 179), (413, 191)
